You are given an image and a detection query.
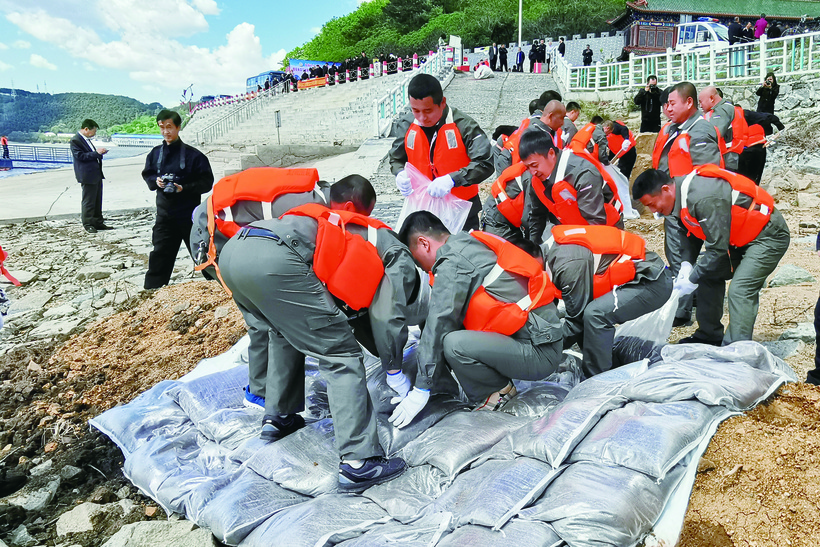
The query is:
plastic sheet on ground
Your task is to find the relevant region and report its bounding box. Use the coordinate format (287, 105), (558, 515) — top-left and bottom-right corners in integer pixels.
(615, 288), (682, 345)
(90, 338), (794, 547)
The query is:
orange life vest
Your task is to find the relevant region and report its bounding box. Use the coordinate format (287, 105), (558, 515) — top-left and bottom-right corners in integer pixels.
(744, 124), (767, 147)
(569, 122), (599, 157)
(502, 117), (532, 165)
(727, 105), (748, 155)
(490, 162), (532, 228)
(549, 225), (646, 298)
(0, 244), (20, 286)
(405, 109), (476, 200)
(462, 231), (557, 335)
(553, 127), (564, 150)
(651, 117), (725, 177)
(530, 150), (623, 226)
(605, 121), (636, 156)
(195, 167), (320, 295)
(283, 203), (390, 310)
(679, 165), (774, 248)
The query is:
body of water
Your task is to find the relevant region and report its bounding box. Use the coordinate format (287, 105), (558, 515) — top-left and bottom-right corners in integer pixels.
(0, 145), (150, 179)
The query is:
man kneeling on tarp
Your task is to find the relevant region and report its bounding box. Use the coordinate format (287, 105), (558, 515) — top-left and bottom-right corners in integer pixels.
(392, 210), (564, 423)
(541, 225), (673, 378)
(633, 166), (789, 346)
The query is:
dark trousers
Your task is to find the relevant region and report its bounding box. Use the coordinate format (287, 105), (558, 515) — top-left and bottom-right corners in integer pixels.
(144, 213), (193, 289)
(81, 181), (103, 228)
(738, 145), (767, 185)
(499, 58), (508, 71)
(616, 147), (637, 180)
(2, 145), (8, 159)
(490, 58), (497, 71)
(639, 118), (661, 133)
(809, 294), (820, 384)
(464, 195), (482, 231)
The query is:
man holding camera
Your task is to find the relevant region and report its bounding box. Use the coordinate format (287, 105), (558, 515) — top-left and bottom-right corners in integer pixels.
(633, 75), (662, 133)
(142, 109), (214, 290)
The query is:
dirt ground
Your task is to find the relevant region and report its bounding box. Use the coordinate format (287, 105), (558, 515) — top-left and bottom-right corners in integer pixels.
(2, 172), (820, 545)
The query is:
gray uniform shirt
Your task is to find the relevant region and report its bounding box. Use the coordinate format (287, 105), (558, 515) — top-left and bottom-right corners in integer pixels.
(388, 106), (493, 189)
(588, 125), (610, 165)
(656, 112), (722, 179)
(248, 214), (418, 373)
(562, 117), (578, 146)
(708, 99), (735, 146)
(415, 232), (563, 390)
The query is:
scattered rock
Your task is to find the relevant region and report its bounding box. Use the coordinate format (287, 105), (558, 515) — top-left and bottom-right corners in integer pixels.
(7, 524), (37, 546)
(76, 266), (114, 281)
(100, 519), (219, 547)
(7, 478), (61, 512)
(144, 506), (158, 517)
(43, 304), (78, 319)
(116, 486), (131, 499)
(780, 323), (815, 343)
(760, 340), (804, 360)
(792, 234), (815, 246)
(56, 500), (139, 537)
(8, 290), (52, 315)
(797, 192), (820, 209)
(213, 306), (231, 319)
(29, 318), (83, 339)
(5, 270), (37, 285)
(29, 459), (53, 477)
(60, 465), (84, 483)
(90, 485), (118, 504)
(768, 264), (816, 287)
(172, 301), (190, 314)
(44, 441), (59, 453)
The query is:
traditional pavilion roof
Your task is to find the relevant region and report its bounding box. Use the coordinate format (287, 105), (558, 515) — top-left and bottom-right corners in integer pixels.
(625, 0), (819, 20)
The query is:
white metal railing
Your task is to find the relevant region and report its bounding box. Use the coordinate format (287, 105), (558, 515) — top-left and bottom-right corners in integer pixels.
(372, 48), (453, 137)
(193, 82), (292, 144)
(553, 30), (820, 92)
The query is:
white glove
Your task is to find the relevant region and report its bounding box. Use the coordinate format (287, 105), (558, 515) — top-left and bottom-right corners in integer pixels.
(395, 170), (413, 197)
(674, 261), (697, 295)
(389, 387), (430, 429)
(386, 370), (411, 398)
(427, 174), (455, 198)
(621, 140), (632, 152)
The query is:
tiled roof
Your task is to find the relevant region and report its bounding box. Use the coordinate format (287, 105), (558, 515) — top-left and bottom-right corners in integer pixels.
(627, 0), (820, 19)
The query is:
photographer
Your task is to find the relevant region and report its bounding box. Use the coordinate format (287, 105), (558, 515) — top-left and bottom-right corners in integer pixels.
(756, 73), (779, 114)
(142, 109), (214, 289)
(633, 75), (662, 133)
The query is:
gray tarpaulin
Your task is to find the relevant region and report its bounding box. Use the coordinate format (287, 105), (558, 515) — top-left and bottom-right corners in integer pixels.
(90, 338), (794, 547)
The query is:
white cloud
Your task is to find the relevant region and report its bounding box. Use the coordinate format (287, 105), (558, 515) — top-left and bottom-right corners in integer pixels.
(0, 60), (12, 71)
(13, 39), (30, 48)
(269, 48), (287, 70)
(30, 53), (56, 70)
(83, 62), (96, 71)
(191, 0), (220, 15)
(310, 26), (321, 34)
(0, 42), (8, 50)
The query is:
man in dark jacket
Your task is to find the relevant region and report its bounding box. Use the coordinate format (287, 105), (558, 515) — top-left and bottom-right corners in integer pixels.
(582, 45), (593, 66)
(529, 45), (538, 72)
(142, 109), (214, 289)
(557, 38), (566, 57)
(70, 119), (110, 233)
(728, 17), (743, 45)
(498, 44), (508, 71)
(633, 75), (662, 133)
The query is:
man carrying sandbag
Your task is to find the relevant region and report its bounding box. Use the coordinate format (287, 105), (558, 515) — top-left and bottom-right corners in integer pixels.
(388, 74), (494, 230)
(541, 225), (673, 377)
(633, 166), (789, 345)
(393, 210), (564, 422)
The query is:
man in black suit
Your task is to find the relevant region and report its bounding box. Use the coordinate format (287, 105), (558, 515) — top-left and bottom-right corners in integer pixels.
(70, 119), (110, 233)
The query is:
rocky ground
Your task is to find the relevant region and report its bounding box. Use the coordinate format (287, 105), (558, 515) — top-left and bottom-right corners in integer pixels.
(0, 101), (820, 546)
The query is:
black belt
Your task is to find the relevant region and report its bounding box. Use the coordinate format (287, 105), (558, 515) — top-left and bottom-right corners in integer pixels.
(240, 227), (280, 241)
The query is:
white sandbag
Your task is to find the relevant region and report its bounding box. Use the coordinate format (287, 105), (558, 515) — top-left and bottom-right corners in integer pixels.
(502, 381), (570, 419)
(334, 513), (453, 547)
(237, 494), (389, 547)
(542, 351), (584, 390)
(474, 64), (494, 79)
(436, 519), (562, 547)
(196, 467), (308, 545)
(395, 162), (472, 234)
(180, 334), (249, 382)
(562, 359), (648, 402)
(195, 407), (264, 450)
(89, 380), (190, 458)
(661, 340), (796, 379)
(418, 457), (559, 529)
(166, 364), (247, 424)
(246, 418), (340, 497)
(362, 465), (449, 523)
(520, 461), (686, 547)
(402, 411), (529, 477)
(615, 288), (682, 345)
(569, 400), (733, 480)
(509, 395), (627, 467)
(604, 164), (639, 219)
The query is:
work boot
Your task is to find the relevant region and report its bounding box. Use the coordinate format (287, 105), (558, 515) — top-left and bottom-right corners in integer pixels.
(243, 386), (265, 409)
(473, 381), (518, 412)
(678, 334), (722, 346)
(338, 456), (406, 493)
(260, 414), (305, 442)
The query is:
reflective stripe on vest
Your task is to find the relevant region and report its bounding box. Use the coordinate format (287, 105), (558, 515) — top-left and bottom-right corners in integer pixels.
(195, 167), (321, 295)
(679, 165), (773, 248)
(530, 151), (623, 226)
(491, 162), (530, 228)
(651, 117), (724, 177)
(569, 122), (598, 157)
(549, 225), (645, 299)
(462, 231), (557, 335)
(405, 109), (476, 200)
(283, 203), (389, 310)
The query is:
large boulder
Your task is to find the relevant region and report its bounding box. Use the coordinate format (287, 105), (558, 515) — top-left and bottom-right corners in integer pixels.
(101, 519), (219, 547)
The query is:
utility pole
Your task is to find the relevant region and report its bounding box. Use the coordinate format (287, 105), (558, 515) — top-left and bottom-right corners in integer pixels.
(518, 0), (523, 46)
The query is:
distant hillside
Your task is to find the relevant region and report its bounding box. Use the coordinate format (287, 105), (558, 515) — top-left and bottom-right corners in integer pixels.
(0, 89), (164, 135)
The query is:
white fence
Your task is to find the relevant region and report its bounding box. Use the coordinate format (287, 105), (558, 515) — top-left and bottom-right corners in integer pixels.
(553, 30), (820, 92)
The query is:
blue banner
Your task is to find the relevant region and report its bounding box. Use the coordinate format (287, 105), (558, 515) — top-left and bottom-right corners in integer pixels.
(288, 59), (342, 76)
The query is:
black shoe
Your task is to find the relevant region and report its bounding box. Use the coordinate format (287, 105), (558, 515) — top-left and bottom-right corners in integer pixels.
(84, 225), (97, 234)
(260, 414), (305, 442)
(96, 224), (114, 230)
(806, 369), (820, 386)
(678, 334), (723, 346)
(672, 316), (693, 328)
(338, 456), (406, 493)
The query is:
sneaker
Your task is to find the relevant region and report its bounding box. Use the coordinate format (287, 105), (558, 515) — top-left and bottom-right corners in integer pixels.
(260, 414), (305, 442)
(338, 456), (406, 493)
(678, 334), (723, 346)
(243, 386), (265, 409)
(473, 381), (518, 412)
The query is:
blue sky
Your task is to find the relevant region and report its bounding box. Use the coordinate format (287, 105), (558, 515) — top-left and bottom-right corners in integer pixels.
(0, 0), (365, 107)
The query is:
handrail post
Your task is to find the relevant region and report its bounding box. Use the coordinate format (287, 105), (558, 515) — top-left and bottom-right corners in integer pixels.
(759, 39), (767, 81)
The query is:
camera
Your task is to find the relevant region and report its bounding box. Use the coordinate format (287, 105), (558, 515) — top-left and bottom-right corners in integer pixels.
(649, 83), (657, 89)
(161, 173), (178, 194)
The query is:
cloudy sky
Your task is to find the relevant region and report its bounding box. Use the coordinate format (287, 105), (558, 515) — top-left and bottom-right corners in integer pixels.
(0, 0), (363, 107)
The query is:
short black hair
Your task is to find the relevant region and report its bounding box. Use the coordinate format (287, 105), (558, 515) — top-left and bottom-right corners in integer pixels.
(528, 99), (540, 115)
(397, 210), (450, 246)
(537, 90), (562, 110)
(671, 82), (697, 103)
(565, 101), (581, 113)
(408, 74), (443, 105)
(81, 119), (99, 130)
(519, 129), (558, 162)
(659, 85), (674, 105)
(647, 74), (657, 82)
(330, 174), (376, 212)
(632, 169), (673, 200)
(156, 109), (182, 127)
(493, 125), (519, 141)
(590, 115), (604, 125)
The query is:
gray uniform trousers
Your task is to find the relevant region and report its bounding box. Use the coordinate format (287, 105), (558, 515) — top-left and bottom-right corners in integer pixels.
(563, 270), (673, 377)
(218, 233), (381, 461)
(442, 332), (562, 402)
(694, 209), (790, 344)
